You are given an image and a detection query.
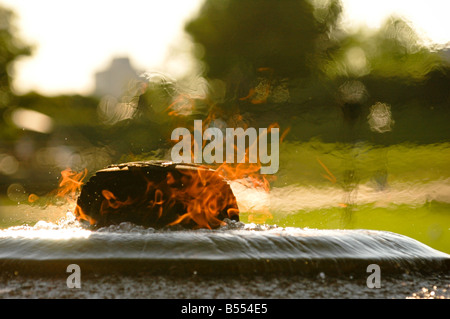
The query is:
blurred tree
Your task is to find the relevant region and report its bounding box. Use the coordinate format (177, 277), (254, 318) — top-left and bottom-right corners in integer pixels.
(0, 6), (32, 140)
(325, 16), (450, 144)
(322, 17), (444, 81)
(185, 0), (342, 105)
(183, 0), (449, 145)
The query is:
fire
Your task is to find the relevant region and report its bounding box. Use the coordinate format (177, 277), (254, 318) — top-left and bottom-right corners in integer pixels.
(72, 125), (287, 228)
(211, 122), (290, 223)
(215, 162), (273, 223)
(55, 168), (88, 202)
(240, 67), (274, 104)
(166, 94), (196, 117)
(167, 167), (240, 228)
(204, 122), (282, 223)
(316, 157), (337, 184)
(34, 167), (95, 225)
(101, 189), (136, 210)
(28, 193), (39, 203)
(52, 168), (96, 225)
(72, 76), (291, 228)
(168, 111), (289, 224)
(74, 163), (240, 229)
(71, 142), (281, 228)
(74, 205), (97, 226)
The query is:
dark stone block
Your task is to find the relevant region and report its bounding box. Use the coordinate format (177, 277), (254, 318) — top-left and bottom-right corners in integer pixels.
(75, 161), (239, 229)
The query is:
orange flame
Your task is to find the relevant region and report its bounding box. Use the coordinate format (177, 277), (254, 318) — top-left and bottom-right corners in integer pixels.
(101, 189), (136, 211)
(52, 168), (96, 225)
(166, 94), (196, 117)
(215, 161), (273, 223)
(73, 77), (292, 227)
(75, 118), (288, 228)
(167, 168), (239, 228)
(28, 193), (39, 203)
(166, 93), (208, 117)
(55, 168), (88, 202)
(168, 111), (290, 225)
(74, 204), (97, 225)
(240, 67), (274, 104)
(82, 166), (239, 229)
(316, 157), (337, 184)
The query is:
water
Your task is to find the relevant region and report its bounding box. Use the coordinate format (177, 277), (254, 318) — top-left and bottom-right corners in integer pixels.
(0, 141), (449, 298)
(235, 141), (450, 254)
(0, 216), (448, 299)
(0, 216), (448, 275)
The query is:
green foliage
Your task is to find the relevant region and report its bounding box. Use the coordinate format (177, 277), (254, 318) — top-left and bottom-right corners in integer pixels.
(13, 93), (99, 126)
(0, 1), (449, 195)
(0, 6), (32, 141)
(183, 1), (449, 146)
(186, 0), (342, 80)
(321, 17), (444, 80)
(0, 6), (31, 107)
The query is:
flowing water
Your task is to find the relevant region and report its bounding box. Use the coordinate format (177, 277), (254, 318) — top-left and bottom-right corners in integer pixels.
(0, 141), (449, 298)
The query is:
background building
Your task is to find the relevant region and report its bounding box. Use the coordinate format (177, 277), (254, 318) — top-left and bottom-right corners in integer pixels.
(94, 57), (141, 98)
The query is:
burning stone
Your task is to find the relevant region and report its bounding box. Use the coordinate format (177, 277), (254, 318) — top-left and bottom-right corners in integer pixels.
(75, 161), (239, 229)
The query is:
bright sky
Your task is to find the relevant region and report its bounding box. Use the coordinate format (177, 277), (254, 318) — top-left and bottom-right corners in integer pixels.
(0, 0), (204, 96)
(0, 0), (449, 96)
(340, 0), (450, 45)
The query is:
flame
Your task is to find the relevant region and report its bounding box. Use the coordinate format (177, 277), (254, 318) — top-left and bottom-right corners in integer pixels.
(82, 166), (239, 229)
(240, 67), (274, 104)
(55, 168), (88, 202)
(28, 193), (39, 203)
(75, 119), (288, 228)
(73, 79), (292, 228)
(166, 94), (196, 117)
(216, 161), (273, 223)
(211, 123), (290, 223)
(169, 111), (290, 225)
(316, 157), (337, 184)
(207, 122), (281, 223)
(74, 204), (97, 225)
(101, 189), (136, 211)
(166, 92), (208, 117)
(52, 168), (96, 225)
(167, 167), (239, 228)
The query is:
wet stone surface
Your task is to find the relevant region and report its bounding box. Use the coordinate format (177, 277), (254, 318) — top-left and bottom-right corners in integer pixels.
(0, 272), (448, 299)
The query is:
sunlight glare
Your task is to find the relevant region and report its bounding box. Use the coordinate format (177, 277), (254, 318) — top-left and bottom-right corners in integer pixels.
(340, 0), (450, 46)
